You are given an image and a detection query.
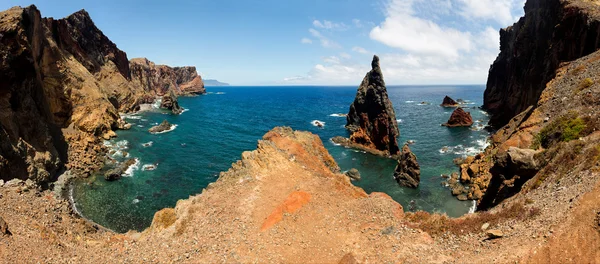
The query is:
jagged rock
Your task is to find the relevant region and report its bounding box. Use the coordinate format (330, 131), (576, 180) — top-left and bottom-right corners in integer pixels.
(104, 159), (137, 181)
(478, 147), (541, 210)
(441, 96), (459, 107)
(148, 120), (173, 134)
(129, 58), (206, 96)
(343, 55), (400, 157)
(443, 108), (473, 127)
(393, 144), (420, 188)
(0, 216), (10, 236)
(484, 0), (600, 128)
(160, 90), (183, 114)
(0, 5), (208, 183)
(345, 169), (361, 181)
(481, 223), (490, 231)
(486, 229), (504, 239)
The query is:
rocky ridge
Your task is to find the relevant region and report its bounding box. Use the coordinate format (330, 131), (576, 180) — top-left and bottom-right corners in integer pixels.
(484, 0), (600, 128)
(0, 5), (204, 182)
(335, 55), (400, 157)
(2, 126), (600, 262)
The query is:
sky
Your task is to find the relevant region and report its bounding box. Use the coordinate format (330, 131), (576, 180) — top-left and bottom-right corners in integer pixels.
(1, 0), (526, 85)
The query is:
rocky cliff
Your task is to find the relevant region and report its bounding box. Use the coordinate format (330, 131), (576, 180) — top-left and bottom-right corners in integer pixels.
(484, 0), (600, 128)
(0, 5), (205, 181)
(3, 126), (600, 262)
(339, 55), (400, 157)
(129, 58), (205, 96)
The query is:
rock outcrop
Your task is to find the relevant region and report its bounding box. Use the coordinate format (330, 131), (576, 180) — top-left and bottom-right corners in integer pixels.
(484, 0), (600, 128)
(340, 55), (400, 157)
(148, 120), (173, 134)
(441, 96), (458, 107)
(478, 147), (541, 210)
(0, 5), (205, 183)
(393, 144), (420, 188)
(160, 90), (183, 114)
(345, 168), (361, 181)
(443, 108), (473, 127)
(129, 58), (206, 96)
(104, 159), (137, 181)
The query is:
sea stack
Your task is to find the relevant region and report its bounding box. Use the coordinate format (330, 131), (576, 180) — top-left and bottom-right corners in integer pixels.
(443, 108), (473, 127)
(440, 96), (459, 107)
(160, 90), (183, 114)
(393, 144), (420, 188)
(341, 55), (400, 157)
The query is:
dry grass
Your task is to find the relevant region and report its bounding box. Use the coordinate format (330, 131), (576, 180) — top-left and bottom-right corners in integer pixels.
(404, 202), (540, 237)
(572, 65), (586, 76)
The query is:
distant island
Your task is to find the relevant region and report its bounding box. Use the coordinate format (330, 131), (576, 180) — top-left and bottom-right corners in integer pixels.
(203, 79), (229, 86)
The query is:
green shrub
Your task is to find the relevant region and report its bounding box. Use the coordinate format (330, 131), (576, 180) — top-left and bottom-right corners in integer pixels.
(532, 112), (587, 149)
(579, 78), (594, 90)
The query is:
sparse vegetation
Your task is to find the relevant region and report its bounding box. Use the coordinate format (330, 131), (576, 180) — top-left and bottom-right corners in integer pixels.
(404, 202), (541, 237)
(532, 112), (588, 149)
(572, 65), (586, 76)
(575, 78), (594, 94)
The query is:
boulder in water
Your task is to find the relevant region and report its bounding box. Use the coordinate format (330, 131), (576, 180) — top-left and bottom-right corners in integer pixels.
(149, 120), (173, 134)
(393, 144), (420, 188)
(104, 159), (137, 181)
(441, 96), (459, 107)
(345, 168), (361, 181)
(442, 108), (473, 127)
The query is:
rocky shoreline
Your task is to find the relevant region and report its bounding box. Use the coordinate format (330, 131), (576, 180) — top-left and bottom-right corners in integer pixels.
(3, 0), (600, 262)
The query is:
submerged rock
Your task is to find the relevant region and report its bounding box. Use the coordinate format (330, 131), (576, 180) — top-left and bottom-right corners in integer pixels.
(443, 108), (473, 127)
(345, 168), (361, 181)
(393, 144), (420, 188)
(343, 55), (400, 157)
(148, 120), (173, 134)
(104, 159), (137, 181)
(160, 90), (183, 114)
(441, 96), (459, 107)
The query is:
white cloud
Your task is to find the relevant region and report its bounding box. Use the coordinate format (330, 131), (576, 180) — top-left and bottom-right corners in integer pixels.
(290, 0), (524, 85)
(370, 0), (473, 58)
(309, 28), (342, 49)
(457, 0), (525, 25)
(323, 56), (341, 64)
(313, 20), (349, 30)
(340, 52), (352, 59)
(352, 46), (371, 54)
(352, 19), (363, 28)
(301, 38), (313, 44)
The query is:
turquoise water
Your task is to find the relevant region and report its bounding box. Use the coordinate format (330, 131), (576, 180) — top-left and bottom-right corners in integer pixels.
(71, 85), (490, 233)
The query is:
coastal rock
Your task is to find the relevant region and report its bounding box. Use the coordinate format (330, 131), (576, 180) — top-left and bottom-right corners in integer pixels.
(0, 5), (207, 183)
(393, 144), (420, 188)
(441, 96), (459, 107)
(443, 108), (473, 127)
(148, 120), (173, 134)
(478, 147), (541, 210)
(160, 90), (183, 114)
(129, 58), (206, 96)
(484, 0), (600, 128)
(345, 168), (361, 181)
(104, 159), (137, 181)
(343, 55), (400, 157)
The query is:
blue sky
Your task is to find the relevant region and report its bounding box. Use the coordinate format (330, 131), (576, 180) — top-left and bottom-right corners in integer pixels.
(1, 0), (525, 85)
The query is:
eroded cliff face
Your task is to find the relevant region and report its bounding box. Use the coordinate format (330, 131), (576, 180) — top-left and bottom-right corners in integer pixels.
(484, 0), (600, 128)
(130, 58), (205, 96)
(343, 55), (400, 157)
(0, 5), (205, 181)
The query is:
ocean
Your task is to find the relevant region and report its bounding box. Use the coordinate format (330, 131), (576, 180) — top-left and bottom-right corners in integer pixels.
(70, 85), (490, 233)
